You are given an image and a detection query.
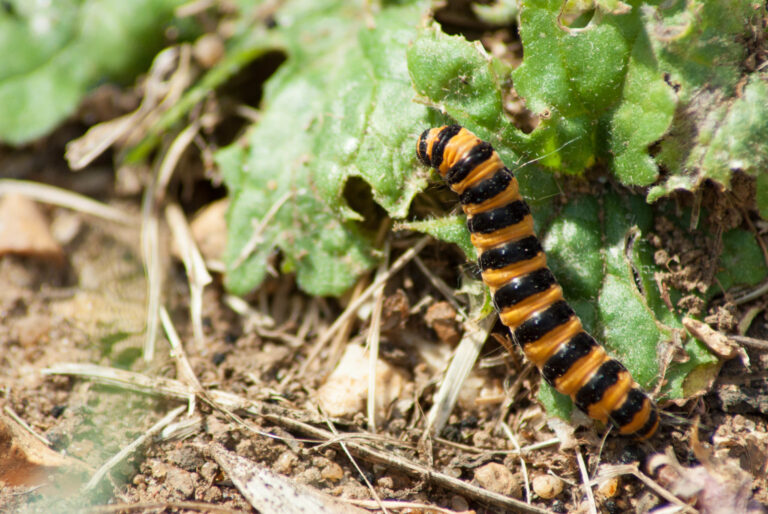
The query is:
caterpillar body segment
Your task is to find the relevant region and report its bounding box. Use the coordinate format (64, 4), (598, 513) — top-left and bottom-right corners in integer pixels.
(416, 125), (659, 439)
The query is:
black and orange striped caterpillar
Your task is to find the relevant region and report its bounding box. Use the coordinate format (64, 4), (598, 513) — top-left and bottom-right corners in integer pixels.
(416, 125), (659, 440)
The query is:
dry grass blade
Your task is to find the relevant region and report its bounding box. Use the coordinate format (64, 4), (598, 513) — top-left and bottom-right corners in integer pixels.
(155, 122), (200, 202)
(0, 179), (133, 225)
(3, 407), (52, 448)
(501, 422), (531, 504)
(85, 501), (241, 513)
(84, 405), (185, 490)
(425, 315), (495, 436)
(576, 447), (597, 514)
(160, 306), (204, 395)
(140, 190), (162, 361)
(165, 204), (213, 350)
(65, 112), (143, 170)
(366, 239), (390, 432)
(42, 363), (248, 411)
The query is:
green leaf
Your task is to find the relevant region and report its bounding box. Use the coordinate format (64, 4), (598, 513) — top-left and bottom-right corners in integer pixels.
(220, 0), (435, 296)
(398, 216), (476, 261)
(408, 26), (510, 136)
(714, 229), (768, 293)
(645, 1), (767, 202)
(512, 0), (676, 184)
(0, 0), (186, 144)
(650, 75), (768, 202)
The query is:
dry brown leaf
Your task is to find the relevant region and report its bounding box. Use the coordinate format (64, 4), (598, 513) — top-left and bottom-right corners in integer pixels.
(0, 412), (86, 486)
(0, 193), (63, 261)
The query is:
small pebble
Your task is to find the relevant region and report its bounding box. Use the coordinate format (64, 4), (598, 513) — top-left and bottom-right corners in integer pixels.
(532, 474), (563, 499)
(321, 462), (344, 482)
(596, 476), (620, 498)
(474, 462), (515, 496)
(450, 494), (470, 511)
(273, 451), (298, 474)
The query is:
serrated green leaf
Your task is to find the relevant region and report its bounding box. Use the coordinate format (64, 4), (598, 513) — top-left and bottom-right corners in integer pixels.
(513, 0), (676, 184)
(408, 26), (510, 135)
(645, 1), (767, 203)
(0, 0), (186, 145)
(220, 0), (436, 296)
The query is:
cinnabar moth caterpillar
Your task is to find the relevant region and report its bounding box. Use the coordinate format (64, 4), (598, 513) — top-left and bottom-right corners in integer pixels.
(416, 125), (659, 440)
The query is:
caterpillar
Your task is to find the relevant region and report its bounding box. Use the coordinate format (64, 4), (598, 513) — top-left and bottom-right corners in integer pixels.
(416, 125), (659, 440)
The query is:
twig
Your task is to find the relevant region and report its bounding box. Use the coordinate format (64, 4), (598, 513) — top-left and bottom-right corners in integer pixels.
(730, 335), (768, 351)
(344, 499), (457, 513)
(85, 406), (186, 490)
(576, 447), (597, 514)
(501, 422), (530, 504)
(731, 279), (768, 306)
(85, 501), (241, 513)
(0, 179), (133, 225)
(301, 236), (430, 374)
(435, 436), (561, 456)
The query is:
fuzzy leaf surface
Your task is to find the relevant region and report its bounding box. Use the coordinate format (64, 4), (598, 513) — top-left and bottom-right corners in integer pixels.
(219, 0), (436, 296)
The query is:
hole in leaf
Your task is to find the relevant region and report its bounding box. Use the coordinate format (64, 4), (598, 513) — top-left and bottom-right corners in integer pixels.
(342, 176), (388, 234)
